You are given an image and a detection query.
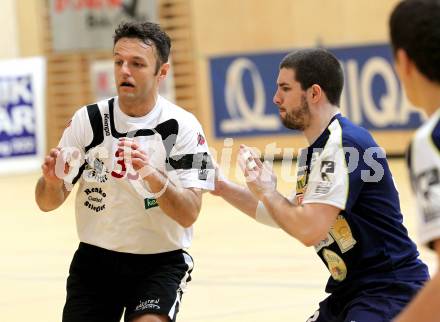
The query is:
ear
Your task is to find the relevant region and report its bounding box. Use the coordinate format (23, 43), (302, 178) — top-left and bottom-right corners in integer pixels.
(308, 84), (322, 103)
(395, 49), (413, 76)
(158, 63), (170, 81)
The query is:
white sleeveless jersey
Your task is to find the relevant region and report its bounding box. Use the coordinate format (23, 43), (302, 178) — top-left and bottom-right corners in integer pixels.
(408, 109), (440, 249)
(59, 96), (214, 254)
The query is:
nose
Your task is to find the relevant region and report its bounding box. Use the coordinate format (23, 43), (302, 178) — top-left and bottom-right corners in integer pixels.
(273, 89), (281, 106)
(121, 61), (130, 76)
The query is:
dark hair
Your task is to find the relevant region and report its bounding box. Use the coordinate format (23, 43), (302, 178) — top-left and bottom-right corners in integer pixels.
(389, 0), (440, 83)
(113, 21), (171, 73)
(280, 49), (344, 106)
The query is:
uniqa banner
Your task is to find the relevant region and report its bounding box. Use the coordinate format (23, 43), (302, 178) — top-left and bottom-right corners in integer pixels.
(50, 0), (157, 52)
(209, 43), (425, 138)
(0, 57), (46, 174)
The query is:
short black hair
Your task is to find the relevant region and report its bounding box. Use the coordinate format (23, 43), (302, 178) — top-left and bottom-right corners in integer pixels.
(389, 0), (440, 83)
(280, 49), (344, 106)
(113, 21), (171, 73)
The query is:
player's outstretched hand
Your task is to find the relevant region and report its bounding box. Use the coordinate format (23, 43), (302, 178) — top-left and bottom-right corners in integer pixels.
(238, 144), (277, 200)
(118, 138), (155, 178)
(41, 147), (68, 187)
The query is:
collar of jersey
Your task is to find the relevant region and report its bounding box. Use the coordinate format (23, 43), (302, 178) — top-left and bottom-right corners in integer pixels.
(114, 96), (163, 124)
(309, 113), (340, 149)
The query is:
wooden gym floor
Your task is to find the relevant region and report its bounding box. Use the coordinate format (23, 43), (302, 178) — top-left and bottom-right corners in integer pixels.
(0, 159), (436, 322)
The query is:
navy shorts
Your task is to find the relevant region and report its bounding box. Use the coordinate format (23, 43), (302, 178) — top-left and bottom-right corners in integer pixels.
(62, 242), (194, 322)
(306, 280), (424, 322)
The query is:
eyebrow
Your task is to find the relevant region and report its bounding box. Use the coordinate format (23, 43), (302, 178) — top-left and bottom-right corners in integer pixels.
(113, 53), (146, 61)
(278, 82), (291, 87)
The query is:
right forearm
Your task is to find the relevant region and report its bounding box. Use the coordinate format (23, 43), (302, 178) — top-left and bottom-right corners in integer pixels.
(219, 180), (259, 218)
(35, 177), (67, 212)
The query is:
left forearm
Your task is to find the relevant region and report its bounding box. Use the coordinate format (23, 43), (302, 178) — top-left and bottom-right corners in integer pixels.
(119, 138), (202, 227)
(260, 191), (323, 245)
(144, 169), (201, 228)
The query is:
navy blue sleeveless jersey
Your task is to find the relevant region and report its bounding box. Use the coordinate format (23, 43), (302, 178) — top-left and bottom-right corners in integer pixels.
(296, 114), (429, 294)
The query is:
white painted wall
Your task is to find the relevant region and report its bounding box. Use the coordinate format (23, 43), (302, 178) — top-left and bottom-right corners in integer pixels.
(0, 0), (19, 58)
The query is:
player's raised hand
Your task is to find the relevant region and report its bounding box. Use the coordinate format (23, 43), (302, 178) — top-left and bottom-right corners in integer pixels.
(41, 148), (67, 187)
(238, 145), (277, 200)
(118, 138), (155, 178)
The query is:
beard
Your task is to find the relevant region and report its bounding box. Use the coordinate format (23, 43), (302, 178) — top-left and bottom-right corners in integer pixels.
(280, 95), (311, 131)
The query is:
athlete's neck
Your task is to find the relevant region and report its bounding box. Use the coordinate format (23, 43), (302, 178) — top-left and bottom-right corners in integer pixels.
(118, 93), (158, 117)
(417, 83), (440, 117)
(304, 105), (340, 145)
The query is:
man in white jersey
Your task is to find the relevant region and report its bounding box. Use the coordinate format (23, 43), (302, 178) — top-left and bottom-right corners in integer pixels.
(35, 21), (214, 322)
(390, 1), (440, 321)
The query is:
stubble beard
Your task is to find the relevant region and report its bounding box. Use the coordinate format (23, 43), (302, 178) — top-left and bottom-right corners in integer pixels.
(280, 96), (311, 131)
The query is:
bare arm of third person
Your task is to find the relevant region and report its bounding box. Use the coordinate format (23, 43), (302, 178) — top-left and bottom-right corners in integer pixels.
(210, 165), (260, 219)
(393, 239), (440, 322)
(209, 146), (339, 246)
(35, 148), (71, 212)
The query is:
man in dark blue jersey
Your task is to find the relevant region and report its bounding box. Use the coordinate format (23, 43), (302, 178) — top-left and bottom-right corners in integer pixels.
(212, 48), (429, 321)
(390, 1), (440, 321)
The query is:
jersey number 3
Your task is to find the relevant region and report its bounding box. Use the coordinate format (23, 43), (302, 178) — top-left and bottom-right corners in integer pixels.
(111, 149), (139, 180)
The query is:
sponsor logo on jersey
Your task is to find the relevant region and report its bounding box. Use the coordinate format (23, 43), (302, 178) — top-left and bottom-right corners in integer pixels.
(320, 160), (335, 181)
(322, 248), (347, 282)
(135, 298), (161, 311)
(84, 158), (109, 183)
(83, 187), (107, 212)
(197, 132), (205, 146)
(144, 198), (159, 210)
(296, 174), (307, 193)
(330, 215), (357, 253)
(295, 164), (309, 205)
(315, 181), (332, 194)
(296, 173), (308, 205)
(321, 161), (335, 173)
(312, 160), (335, 194)
(415, 168), (440, 223)
(314, 234), (335, 253)
(103, 113), (110, 136)
(198, 169), (208, 180)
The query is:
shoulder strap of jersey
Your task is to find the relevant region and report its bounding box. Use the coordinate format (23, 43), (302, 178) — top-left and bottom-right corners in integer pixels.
(84, 103), (104, 153)
(72, 102), (105, 184)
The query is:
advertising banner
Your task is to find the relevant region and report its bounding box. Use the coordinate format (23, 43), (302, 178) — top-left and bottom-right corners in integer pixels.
(50, 0), (157, 51)
(0, 57), (46, 174)
(209, 44), (424, 138)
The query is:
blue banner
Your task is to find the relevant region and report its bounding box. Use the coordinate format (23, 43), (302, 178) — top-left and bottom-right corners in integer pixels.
(209, 43), (424, 138)
(0, 57), (46, 174)
(0, 75), (37, 158)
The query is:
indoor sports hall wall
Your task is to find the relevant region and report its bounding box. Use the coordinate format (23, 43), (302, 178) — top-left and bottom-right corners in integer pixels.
(0, 0), (20, 59)
(184, 0), (419, 156)
(8, 0), (415, 159)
